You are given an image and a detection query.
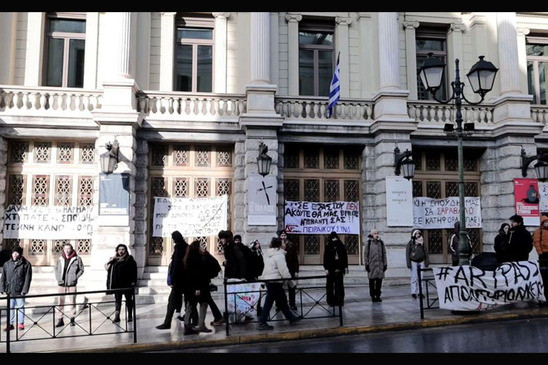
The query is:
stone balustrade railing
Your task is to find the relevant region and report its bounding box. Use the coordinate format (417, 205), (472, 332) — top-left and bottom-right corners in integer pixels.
(137, 91), (246, 120)
(1, 85), (548, 130)
(0, 85), (102, 114)
(275, 96), (374, 121)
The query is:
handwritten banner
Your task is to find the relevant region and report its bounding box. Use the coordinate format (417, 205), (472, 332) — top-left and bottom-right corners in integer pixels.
(226, 281), (262, 321)
(3, 205), (96, 239)
(284, 201), (360, 235)
(433, 261), (545, 311)
(152, 195), (228, 238)
(413, 197), (482, 229)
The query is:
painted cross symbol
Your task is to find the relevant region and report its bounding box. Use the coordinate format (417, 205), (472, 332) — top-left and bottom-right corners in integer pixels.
(257, 180), (273, 205)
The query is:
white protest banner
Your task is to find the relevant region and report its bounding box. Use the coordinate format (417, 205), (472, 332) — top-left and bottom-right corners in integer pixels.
(284, 201), (360, 235)
(3, 205), (96, 239)
(152, 195), (228, 237)
(226, 280), (262, 322)
(413, 196), (482, 229)
(540, 182), (548, 212)
(433, 261), (545, 311)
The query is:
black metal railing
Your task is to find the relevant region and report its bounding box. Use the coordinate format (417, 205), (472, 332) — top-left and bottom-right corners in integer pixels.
(0, 288), (136, 353)
(222, 274), (343, 336)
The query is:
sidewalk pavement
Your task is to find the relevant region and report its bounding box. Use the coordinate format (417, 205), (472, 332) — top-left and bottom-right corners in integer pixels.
(4, 282), (548, 353)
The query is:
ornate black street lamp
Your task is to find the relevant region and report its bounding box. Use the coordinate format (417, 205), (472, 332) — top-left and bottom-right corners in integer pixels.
(419, 53), (498, 265)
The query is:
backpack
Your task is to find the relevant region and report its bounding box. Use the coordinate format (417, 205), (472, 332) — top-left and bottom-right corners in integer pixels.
(205, 253), (222, 279)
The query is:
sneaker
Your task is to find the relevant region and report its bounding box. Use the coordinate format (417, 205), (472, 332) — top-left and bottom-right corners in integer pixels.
(258, 322), (274, 331)
(290, 315), (303, 325)
(183, 325), (199, 335)
(197, 326), (213, 333)
(155, 323), (171, 330)
(3, 324), (14, 331)
(18, 324), (25, 330)
(211, 318), (226, 326)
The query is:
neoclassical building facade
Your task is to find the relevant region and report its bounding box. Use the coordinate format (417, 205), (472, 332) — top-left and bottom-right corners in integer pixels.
(1, 12), (548, 288)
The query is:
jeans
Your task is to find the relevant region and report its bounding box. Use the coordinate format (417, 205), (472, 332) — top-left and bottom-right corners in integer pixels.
(9, 296), (25, 325)
(410, 261), (426, 295)
(259, 282), (296, 324)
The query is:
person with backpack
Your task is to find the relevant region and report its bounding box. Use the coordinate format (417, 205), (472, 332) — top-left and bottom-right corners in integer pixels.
(363, 229), (387, 303)
(279, 229), (299, 311)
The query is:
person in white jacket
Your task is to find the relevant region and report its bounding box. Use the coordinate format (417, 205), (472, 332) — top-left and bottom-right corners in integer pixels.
(257, 237), (302, 330)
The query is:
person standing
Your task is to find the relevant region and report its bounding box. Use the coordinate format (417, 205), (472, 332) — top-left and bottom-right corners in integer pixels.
(406, 229), (429, 299)
(105, 244), (138, 323)
(363, 229), (387, 303)
(257, 237), (302, 330)
(156, 230), (197, 334)
(54, 243), (85, 327)
(494, 222), (511, 264)
(279, 229), (299, 310)
(507, 214), (534, 262)
(1, 246), (32, 331)
(323, 231), (349, 306)
(449, 221), (470, 266)
(533, 215), (548, 304)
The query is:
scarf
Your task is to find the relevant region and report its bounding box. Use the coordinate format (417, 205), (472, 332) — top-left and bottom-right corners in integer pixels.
(415, 236), (424, 245)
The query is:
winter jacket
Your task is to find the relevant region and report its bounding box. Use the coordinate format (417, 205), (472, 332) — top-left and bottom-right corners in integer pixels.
(105, 254), (137, 290)
(169, 239), (189, 289)
(363, 234), (387, 279)
(55, 252), (84, 287)
(259, 247), (292, 283)
(224, 242), (255, 281)
(284, 240), (299, 277)
(507, 223), (533, 262)
(1, 257), (32, 295)
(494, 223), (510, 264)
(533, 216), (548, 256)
(406, 238), (429, 268)
(323, 238), (349, 273)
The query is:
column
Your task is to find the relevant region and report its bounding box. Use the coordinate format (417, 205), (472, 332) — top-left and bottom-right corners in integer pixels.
(250, 12), (271, 84)
(213, 12), (230, 93)
(378, 12), (400, 91)
(496, 12), (522, 95)
(285, 13), (302, 96)
(159, 12), (176, 91)
(403, 20), (419, 100)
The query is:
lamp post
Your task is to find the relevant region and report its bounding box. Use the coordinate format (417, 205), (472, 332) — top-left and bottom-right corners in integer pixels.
(419, 54), (498, 265)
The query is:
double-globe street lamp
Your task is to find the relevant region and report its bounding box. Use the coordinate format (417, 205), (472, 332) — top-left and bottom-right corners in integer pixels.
(419, 53), (498, 265)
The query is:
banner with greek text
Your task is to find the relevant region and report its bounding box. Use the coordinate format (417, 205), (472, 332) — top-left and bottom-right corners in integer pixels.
(152, 195), (228, 238)
(433, 261), (545, 311)
(413, 196), (482, 229)
(284, 201), (360, 235)
(3, 205), (96, 239)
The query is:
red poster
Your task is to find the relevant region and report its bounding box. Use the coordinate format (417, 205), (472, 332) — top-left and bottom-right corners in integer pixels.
(514, 178), (541, 226)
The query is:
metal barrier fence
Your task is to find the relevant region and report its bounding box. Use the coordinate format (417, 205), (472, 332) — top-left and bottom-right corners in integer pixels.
(417, 267), (439, 319)
(0, 288), (136, 353)
(222, 274), (343, 336)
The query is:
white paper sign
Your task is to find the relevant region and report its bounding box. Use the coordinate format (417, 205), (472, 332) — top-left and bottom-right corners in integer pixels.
(386, 176), (414, 226)
(248, 174), (277, 226)
(413, 197), (482, 229)
(284, 201), (360, 234)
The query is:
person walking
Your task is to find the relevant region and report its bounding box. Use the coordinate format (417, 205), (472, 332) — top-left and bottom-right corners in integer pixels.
(156, 231), (197, 334)
(406, 229), (429, 299)
(494, 222), (511, 264)
(257, 237), (302, 330)
(279, 229), (299, 310)
(507, 214), (534, 262)
(323, 231), (349, 306)
(533, 215), (548, 305)
(54, 243), (85, 327)
(1, 246), (32, 331)
(105, 244), (138, 323)
(363, 229), (387, 303)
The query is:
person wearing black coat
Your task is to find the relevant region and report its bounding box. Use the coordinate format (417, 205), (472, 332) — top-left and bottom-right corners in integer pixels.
(105, 243), (137, 323)
(323, 231), (349, 306)
(494, 222), (511, 264)
(0, 246), (32, 331)
(507, 214), (534, 262)
(156, 231), (197, 333)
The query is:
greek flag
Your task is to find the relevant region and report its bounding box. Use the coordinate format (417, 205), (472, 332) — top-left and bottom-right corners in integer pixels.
(327, 52), (341, 118)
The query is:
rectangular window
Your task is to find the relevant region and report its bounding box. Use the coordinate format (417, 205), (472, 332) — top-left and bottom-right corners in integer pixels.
(416, 27), (448, 101)
(527, 36), (548, 105)
(299, 19), (335, 97)
(44, 12), (86, 88)
(175, 14), (214, 92)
